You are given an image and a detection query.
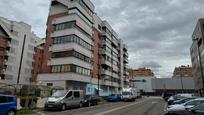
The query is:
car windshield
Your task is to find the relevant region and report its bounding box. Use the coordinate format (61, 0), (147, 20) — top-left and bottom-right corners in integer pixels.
(52, 90), (67, 97)
(122, 92), (132, 95)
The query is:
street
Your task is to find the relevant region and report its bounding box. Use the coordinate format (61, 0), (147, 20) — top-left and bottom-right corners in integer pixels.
(41, 97), (166, 115)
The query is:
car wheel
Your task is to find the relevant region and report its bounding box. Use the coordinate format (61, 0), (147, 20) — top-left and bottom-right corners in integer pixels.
(7, 110), (15, 115)
(79, 102), (83, 108)
(61, 104), (66, 111)
(95, 101), (98, 105)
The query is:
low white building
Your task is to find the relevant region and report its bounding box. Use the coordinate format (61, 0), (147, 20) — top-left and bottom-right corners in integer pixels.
(132, 76), (155, 93)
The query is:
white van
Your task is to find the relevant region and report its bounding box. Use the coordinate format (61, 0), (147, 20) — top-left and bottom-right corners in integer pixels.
(122, 88), (139, 101)
(44, 90), (84, 111)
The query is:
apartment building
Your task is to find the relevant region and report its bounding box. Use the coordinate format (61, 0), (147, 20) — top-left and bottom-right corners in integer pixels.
(32, 38), (45, 82)
(37, 0), (129, 96)
(0, 17), (38, 85)
(173, 65), (192, 77)
(129, 68), (154, 77)
(190, 18), (204, 95)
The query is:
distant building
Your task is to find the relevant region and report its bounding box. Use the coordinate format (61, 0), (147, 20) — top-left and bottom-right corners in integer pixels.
(132, 76), (155, 93)
(152, 77), (196, 94)
(0, 16), (38, 85)
(32, 38), (45, 82)
(173, 65), (192, 77)
(190, 18), (204, 96)
(128, 68), (154, 77)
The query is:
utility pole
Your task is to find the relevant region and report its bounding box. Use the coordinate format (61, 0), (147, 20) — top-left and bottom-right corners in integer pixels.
(15, 35), (26, 94)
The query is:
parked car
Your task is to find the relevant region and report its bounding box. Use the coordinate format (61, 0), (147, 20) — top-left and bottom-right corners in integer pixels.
(165, 98), (204, 115)
(44, 90), (84, 111)
(171, 97), (197, 105)
(83, 95), (100, 107)
(0, 94), (17, 115)
(168, 93), (194, 105)
(107, 94), (121, 102)
(186, 103), (204, 115)
(162, 93), (173, 102)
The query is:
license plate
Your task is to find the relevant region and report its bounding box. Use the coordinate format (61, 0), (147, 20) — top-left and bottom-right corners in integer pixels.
(48, 105), (53, 107)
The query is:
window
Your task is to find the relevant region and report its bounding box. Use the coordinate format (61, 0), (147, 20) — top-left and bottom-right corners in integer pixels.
(0, 96), (7, 103)
(185, 100), (202, 106)
(54, 21), (75, 31)
(193, 103), (204, 112)
(47, 83), (53, 86)
(7, 97), (13, 102)
(53, 35), (92, 50)
(66, 91), (72, 98)
(74, 92), (80, 98)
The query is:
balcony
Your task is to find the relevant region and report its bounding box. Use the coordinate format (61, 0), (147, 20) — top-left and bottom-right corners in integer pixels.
(123, 71), (129, 76)
(48, 57), (92, 69)
(49, 43), (92, 58)
(123, 44), (127, 51)
(52, 11), (92, 36)
(102, 40), (111, 48)
(124, 57), (128, 63)
(51, 28), (92, 45)
(112, 82), (119, 87)
(101, 58), (112, 67)
(99, 49), (112, 57)
(102, 31), (112, 40)
(101, 70), (112, 76)
(123, 51), (128, 57)
(112, 64), (119, 72)
(112, 72), (119, 79)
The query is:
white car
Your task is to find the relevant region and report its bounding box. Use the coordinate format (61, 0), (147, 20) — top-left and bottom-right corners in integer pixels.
(167, 98), (204, 112)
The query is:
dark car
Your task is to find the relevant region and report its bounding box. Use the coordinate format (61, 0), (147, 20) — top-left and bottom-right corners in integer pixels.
(107, 94), (121, 102)
(186, 103), (204, 115)
(83, 95), (100, 107)
(171, 97), (197, 105)
(0, 94), (17, 115)
(162, 93), (173, 102)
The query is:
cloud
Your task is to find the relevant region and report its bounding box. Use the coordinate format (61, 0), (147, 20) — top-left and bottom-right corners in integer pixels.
(92, 0), (204, 77)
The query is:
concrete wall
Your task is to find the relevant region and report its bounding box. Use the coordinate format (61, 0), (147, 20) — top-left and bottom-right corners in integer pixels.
(152, 77), (195, 90)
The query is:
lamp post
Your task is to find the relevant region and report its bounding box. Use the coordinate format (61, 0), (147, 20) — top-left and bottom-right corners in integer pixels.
(193, 38), (204, 96)
(180, 74), (184, 93)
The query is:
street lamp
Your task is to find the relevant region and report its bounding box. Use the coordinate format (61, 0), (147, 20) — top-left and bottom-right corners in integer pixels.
(193, 38), (204, 96)
(180, 74), (184, 93)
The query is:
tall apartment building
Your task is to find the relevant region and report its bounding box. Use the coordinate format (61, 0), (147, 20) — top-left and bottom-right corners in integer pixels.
(173, 65), (192, 77)
(190, 18), (204, 95)
(0, 17), (38, 85)
(37, 0), (129, 96)
(128, 68), (154, 77)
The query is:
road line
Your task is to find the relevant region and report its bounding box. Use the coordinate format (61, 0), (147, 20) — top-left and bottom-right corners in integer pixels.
(94, 99), (150, 115)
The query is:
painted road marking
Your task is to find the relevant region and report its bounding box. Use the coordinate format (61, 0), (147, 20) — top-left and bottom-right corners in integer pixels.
(94, 99), (151, 115)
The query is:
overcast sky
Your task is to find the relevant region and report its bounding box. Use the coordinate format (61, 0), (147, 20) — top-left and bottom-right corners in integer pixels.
(0, 0), (204, 77)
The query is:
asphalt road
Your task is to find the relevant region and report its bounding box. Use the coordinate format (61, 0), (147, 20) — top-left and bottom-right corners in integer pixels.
(41, 97), (166, 115)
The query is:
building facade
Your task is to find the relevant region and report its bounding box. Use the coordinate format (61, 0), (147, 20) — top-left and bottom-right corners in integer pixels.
(132, 76), (155, 93)
(37, 0), (129, 96)
(152, 77), (196, 94)
(32, 38), (45, 82)
(173, 65), (192, 77)
(0, 17), (38, 85)
(190, 18), (204, 95)
(128, 68), (154, 77)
